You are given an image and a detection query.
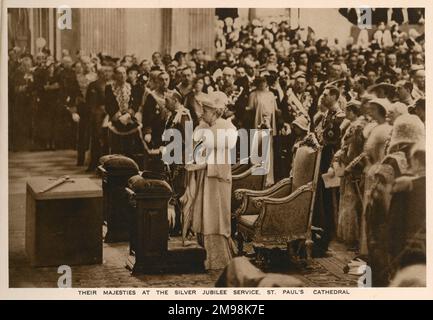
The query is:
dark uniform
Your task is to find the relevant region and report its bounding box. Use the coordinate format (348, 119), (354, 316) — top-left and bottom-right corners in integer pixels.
(314, 107), (345, 251)
(12, 66), (35, 151)
(141, 90), (172, 147)
(86, 79), (108, 170)
(163, 108), (192, 235)
(33, 64), (61, 149)
(105, 83), (144, 157)
(8, 58), (20, 150)
(129, 81), (144, 113)
(195, 60), (208, 75)
(57, 66), (81, 150)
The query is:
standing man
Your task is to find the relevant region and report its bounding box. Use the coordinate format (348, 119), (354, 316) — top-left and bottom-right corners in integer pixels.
(151, 52), (165, 70)
(34, 59), (60, 150)
(57, 55), (81, 150)
(176, 67), (194, 99)
(76, 57), (98, 165)
(283, 72), (313, 122)
(194, 49), (208, 75)
(163, 91), (192, 235)
(142, 71), (174, 147)
(314, 85), (345, 252)
(86, 62), (114, 171)
(127, 64), (144, 113)
(12, 53), (35, 151)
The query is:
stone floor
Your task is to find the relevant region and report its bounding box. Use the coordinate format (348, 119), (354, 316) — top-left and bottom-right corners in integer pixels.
(8, 150), (359, 288)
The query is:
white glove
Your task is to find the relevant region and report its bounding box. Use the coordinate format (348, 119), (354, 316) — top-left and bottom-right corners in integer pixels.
(118, 113), (131, 126)
(281, 123), (291, 136)
(167, 203), (176, 230)
(72, 113), (80, 123)
(144, 133), (152, 144)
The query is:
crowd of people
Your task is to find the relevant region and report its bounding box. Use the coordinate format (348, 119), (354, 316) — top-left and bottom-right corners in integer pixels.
(8, 14), (425, 285)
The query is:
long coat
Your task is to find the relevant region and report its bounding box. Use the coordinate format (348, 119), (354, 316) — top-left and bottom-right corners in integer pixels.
(190, 118), (238, 237)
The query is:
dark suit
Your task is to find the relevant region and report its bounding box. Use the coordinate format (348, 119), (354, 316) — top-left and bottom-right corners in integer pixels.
(86, 80), (107, 170)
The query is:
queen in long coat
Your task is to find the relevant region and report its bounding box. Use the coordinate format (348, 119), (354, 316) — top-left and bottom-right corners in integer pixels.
(336, 102), (366, 248)
(181, 92), (238, 270)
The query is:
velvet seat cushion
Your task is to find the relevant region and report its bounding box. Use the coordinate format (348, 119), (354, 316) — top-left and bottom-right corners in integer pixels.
(238, 214), (259, 229)
(128, 175), (172, 194)
(102, 155), (139, 174)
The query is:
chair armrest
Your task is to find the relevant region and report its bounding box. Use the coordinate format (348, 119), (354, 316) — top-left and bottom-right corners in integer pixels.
(234, 190), (260, 217)
(232, 164), (260, 180)
(231, 163), (266, 213)
(235, 177), (292, 199)
(231, 158), (250, 174)
(253, 182), (313, 208)
(234, 178), (292, 217)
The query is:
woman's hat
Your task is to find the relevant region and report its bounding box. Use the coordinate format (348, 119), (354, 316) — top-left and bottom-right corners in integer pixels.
(368, 98), (391, 114)
(196, 94), (214, 108)
(389, 114), (425, 151)
(208, 91), (228, 109)
(346, 99), (362, 113)
(292, 115), (310, 132)
(346, 99), (362, 109)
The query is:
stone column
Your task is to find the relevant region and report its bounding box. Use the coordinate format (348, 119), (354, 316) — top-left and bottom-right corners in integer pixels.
(187, 8), (216, 57)
(168, 8), (216, 57)
(170, 8), (190, 55)
(79, 8), (126, 57)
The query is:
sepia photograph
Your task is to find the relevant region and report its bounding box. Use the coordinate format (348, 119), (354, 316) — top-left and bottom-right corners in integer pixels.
(2, 1), (428, 297)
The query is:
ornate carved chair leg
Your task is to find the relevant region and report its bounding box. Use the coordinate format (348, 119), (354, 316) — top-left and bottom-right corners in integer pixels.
(254, 246), (265, 268)
(236, 232), (244, 256)
(287, 241), (295, 262)
(305, 239), (314, 262)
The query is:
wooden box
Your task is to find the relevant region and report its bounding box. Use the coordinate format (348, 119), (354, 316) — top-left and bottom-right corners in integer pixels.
(25, 177), (103, 267)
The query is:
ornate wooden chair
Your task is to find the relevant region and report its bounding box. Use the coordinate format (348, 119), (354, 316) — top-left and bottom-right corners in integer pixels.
(234, 141), (322, 261)
(231, 162), (266, 213)
(231, 161), (252, 175)
(231, 128), (270, 211)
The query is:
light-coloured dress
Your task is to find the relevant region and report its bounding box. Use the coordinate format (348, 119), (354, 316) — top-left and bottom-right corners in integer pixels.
(182, 118), (238, 270)
(248, 90), (278, 186)
(359, 122), (392, 255)
(337, 117), (366, 246)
